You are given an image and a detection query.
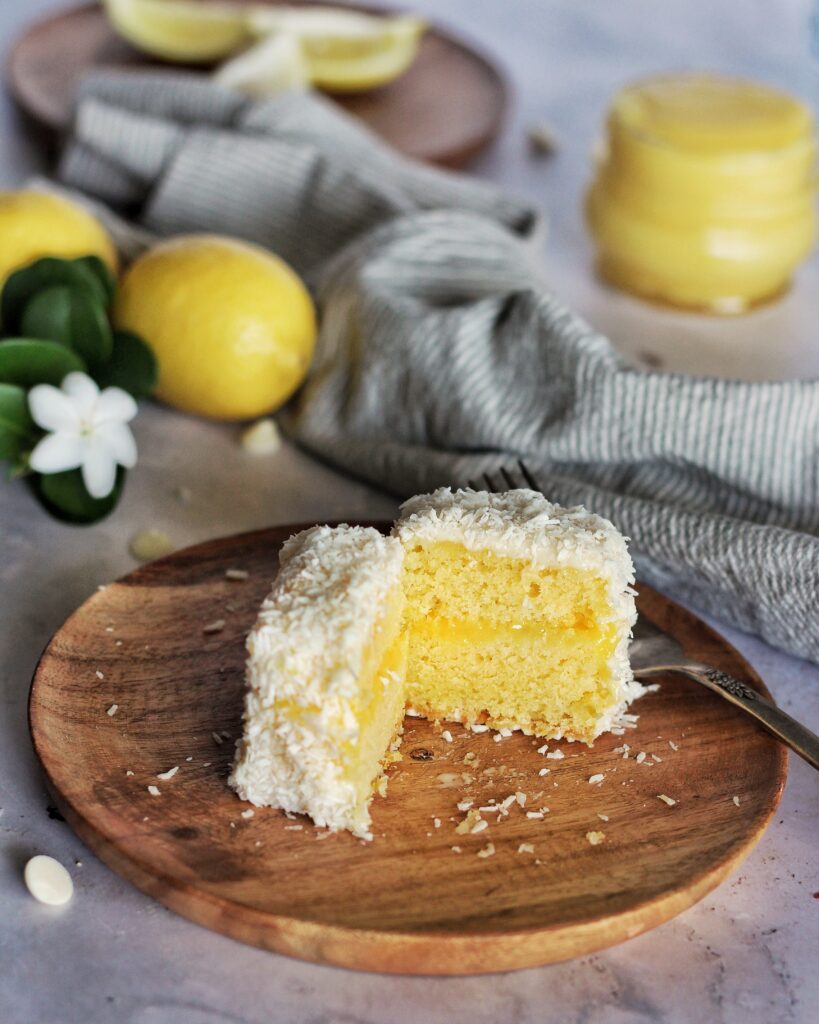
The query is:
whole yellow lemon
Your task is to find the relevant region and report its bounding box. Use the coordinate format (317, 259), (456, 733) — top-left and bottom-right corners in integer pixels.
(114, 235), (317, 420)
(0, 190), (117, 289)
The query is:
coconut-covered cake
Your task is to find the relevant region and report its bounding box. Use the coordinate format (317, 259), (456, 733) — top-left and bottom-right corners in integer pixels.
(231, 489), (640, 838)
(229, 524), (408, 840)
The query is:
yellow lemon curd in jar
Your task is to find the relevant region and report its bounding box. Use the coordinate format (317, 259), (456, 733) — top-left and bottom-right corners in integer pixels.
(586, 73), (817, 313)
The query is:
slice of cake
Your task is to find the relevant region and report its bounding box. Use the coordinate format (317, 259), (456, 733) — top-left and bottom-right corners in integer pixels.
(394, 488), (638, 743)
(229, 524), (407, 840)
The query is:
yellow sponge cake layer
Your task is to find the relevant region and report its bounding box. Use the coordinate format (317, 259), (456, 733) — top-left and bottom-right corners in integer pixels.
(229, 525), (406, 839)
(395, 489), (638, 743)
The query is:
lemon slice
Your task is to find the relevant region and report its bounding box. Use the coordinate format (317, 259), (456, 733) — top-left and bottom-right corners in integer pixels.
(214, 30), (310, 95)
(102, 0), (252, 63)
(246, 8), (426, 92)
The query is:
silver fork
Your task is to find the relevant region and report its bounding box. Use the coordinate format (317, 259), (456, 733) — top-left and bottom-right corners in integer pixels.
(468, 460), (819, 771)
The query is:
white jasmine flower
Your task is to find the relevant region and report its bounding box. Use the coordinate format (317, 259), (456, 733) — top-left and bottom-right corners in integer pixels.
(28, 372), (138, 499)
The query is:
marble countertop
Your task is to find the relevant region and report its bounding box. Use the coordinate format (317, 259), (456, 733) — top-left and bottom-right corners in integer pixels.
(1, 1), (817, 1022)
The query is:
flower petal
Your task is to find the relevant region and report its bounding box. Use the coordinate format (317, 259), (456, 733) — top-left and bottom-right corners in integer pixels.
(95, 421), (138, 468)
(29, 432), (85, 474)
(81, 435), (118, 499)
(96, 386), (138, 424)
(62, 372), (100, 419)
(28, 385), (80, 433)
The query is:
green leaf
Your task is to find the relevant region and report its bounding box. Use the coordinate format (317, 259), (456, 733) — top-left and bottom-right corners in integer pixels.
(73, 256), (117, 307)
(1, 257), (108, 334)
(0, 338), (86, 388)
(35, 467), (125, 524)
(0, 382), (36, 463)
(20, 286), (113, 370)
(96, 330), (158, 399)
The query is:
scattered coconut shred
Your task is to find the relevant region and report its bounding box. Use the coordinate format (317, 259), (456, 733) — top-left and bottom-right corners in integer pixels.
(156, 766), (179, 781)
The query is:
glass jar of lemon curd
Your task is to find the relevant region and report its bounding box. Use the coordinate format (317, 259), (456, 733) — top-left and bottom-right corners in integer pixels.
(586, 74), (817, 313)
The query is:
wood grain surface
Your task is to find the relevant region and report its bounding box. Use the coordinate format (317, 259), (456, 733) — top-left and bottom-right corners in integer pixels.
(29, 522), (787, 975)
(8, 1), (507, 168)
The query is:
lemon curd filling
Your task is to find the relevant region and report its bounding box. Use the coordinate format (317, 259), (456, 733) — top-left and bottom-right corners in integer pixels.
(586, 73), (817, 313)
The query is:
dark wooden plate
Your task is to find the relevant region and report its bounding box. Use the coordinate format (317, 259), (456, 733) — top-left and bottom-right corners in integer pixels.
(7, 1), (508, 168)
(29, 522), (787, 975)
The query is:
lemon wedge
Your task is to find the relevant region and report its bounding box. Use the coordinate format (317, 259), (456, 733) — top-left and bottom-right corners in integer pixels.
(214, 30), (310, 95)
(246, 8), (426, 92)
(102, 0), (252, 63)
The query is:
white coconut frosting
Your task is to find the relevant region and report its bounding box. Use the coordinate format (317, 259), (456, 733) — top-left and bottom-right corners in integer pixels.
(395, 488), (641, 737)
(229, 524), (404, 838)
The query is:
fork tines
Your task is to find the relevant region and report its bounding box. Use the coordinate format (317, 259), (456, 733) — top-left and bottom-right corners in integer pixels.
(466, 460), (541, 494)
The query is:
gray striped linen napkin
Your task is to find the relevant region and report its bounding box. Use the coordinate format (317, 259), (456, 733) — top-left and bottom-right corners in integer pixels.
(58, 72), (819, 664)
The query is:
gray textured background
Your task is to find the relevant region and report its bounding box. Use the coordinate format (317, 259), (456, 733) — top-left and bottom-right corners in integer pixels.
(2, 2), (818, 1022)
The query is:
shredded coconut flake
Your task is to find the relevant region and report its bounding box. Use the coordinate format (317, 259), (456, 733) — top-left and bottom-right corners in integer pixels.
(589, 773), (605, 784)
(225, 568), (249, 581)
(441, 730), (453, 743)
(156, 766), (178, 781)
(732, 796), (741, 807)
(147, 785), (160, 797)
(657, 794), (676, 806)
(546, 749), (565, 760)
(203, 619), (225, 635)
(477, 842), (495, 858)
(106, 704), (118, 717)
(241, 809), (255, 819)
(518, 843), (535, 854)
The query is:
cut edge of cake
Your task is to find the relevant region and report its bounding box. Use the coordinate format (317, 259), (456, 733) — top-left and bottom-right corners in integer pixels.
(394, 487), (641, 741)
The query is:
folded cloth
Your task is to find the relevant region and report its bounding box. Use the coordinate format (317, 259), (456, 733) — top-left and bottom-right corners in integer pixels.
(59, 72), (819, 664)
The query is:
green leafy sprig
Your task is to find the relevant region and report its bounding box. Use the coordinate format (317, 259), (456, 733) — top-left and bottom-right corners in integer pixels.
(0, 255), (157, 523)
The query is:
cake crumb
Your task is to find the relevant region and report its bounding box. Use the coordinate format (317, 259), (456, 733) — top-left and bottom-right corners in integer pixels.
(456, 809), (483, 834)
(477, 842), (495, 859)
(463, 751), (477, 763)
(147, 785), (160, 796)
(203, 619), (225, 634)
(106, 704), (118, 717)
(588, 773), (605, 784)
(241, 418), (281, 454)
(657, 794), (677, 806)
(241, 809), (255, 819)
(527, 121), (559, 155)
(441, 730), (453, 743)
(156, 766), (178, 781)
(586, 831), (605, 846)
(732, 795), (741, 807)
(129, 528), (175, 562)
(225, 568), (249, 581)
(518, 843), (535, 854)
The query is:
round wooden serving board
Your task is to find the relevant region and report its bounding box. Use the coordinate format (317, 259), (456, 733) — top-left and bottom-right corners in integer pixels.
(8, 1), (507, 168)
(29, 523), (786, 975)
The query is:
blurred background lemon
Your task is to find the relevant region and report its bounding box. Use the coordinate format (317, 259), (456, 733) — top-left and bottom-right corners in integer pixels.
(114, 235), (316, 421)
(0, 190), (117, 291)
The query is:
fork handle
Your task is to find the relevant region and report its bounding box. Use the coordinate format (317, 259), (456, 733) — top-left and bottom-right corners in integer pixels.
(675, 666), (819, 771)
